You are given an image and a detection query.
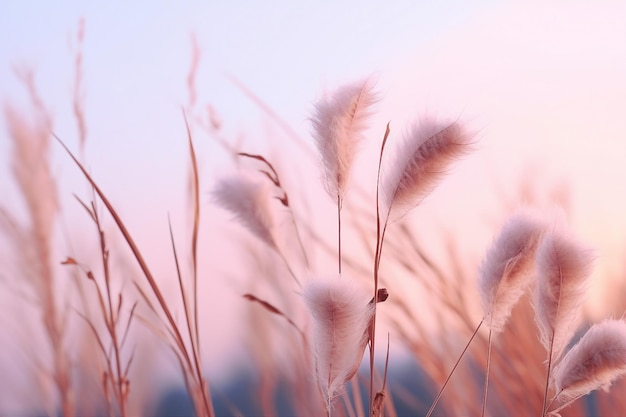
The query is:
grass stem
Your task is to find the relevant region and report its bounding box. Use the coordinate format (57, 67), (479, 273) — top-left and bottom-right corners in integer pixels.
(425, 319), (484, 417)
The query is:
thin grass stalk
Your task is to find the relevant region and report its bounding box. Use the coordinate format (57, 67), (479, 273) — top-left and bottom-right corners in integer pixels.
(482, 328), (493, 417)
(425, 319), (484, 417)
(183, 112), (201, 359)
(540, 335), (556, 417)
(371, 123), (391, 413)
(171, 132), (215, 417)
(372, 334), (391, 417)
(93, 202), (128, 417)
(167, 219), (209, 416)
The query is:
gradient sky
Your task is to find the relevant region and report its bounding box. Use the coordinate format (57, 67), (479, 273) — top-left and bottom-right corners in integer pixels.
(1, 0), (626, 413)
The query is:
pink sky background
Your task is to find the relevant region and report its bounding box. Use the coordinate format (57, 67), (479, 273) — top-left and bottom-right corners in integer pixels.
(1, 1), (626, 414)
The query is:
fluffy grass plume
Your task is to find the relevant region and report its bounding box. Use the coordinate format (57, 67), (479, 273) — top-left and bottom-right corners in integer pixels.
(479, 212), (544, 332)
(382, 117), (471, 221)
(552, 320), (626, 406)
(213, 174), (277, 250)
(303, 277), (374, 415)
(311, 78), (377, 201)
(535, 230), (594, 363)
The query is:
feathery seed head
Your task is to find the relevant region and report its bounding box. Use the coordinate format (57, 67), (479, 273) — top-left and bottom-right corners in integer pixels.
(303, 277), (374, 413)
(382, 117), (472, 221)
(553, 319), (626, 404)
(213, 174), (277, 249)
(479, 212), (545, 332)
(311, 78), (378, 201)
(534, 230), (595, 362)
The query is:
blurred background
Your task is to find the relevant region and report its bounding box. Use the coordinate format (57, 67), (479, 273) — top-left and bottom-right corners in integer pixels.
(1, 1), (626, 416)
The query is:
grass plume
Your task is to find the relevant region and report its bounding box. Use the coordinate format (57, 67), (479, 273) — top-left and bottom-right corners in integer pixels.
(478, 212), (544, 415)
(303, 277), (374, 416)
(550, 319), (626, 414)
(381, 117), (472, 222)
(311, 77), (377, 201)
(311, 77), (377, 275)
(534, 229), (595, 416)
(480, 212), (544, 333)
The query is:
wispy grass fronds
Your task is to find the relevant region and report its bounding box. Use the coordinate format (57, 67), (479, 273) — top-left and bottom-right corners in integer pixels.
(550, 320), (626, 414)
(480, 212), (544, 333)
(311, 78), (377, 275)
(303, 277), (374, 416)
(3, 71), (74, 417)
(381, 118), (471, 221)
(311, 78), (377, 201)
(213, 174), (277, 250)
(213, 172), (302, 285)
(238, 152), (309, 268)
(478, 212), (544, 416)
(535, 229), (594, 416)
(4, 103), (57, 241)
(535, 230), (594, 363)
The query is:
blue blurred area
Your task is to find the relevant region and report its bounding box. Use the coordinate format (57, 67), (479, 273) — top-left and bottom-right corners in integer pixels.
(148, 361), (432, 417)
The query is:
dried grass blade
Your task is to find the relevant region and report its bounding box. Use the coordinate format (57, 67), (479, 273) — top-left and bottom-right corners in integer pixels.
(238, 152), (280, 185)
(242, 294), (305, 340)
(120, 301), (138, 350)
(123, 346), (136, 379)
(168, 216), (213, 416)
(73, 194), (96, 221)
(183, 111), (201, 353)
(74, 309), (110, 364)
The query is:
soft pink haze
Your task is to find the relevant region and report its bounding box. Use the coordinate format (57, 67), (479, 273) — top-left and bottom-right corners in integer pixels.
(1, 1), (625, 415)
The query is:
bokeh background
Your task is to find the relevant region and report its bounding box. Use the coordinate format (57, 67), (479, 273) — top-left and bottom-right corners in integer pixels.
(1, 1), (626, 415)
